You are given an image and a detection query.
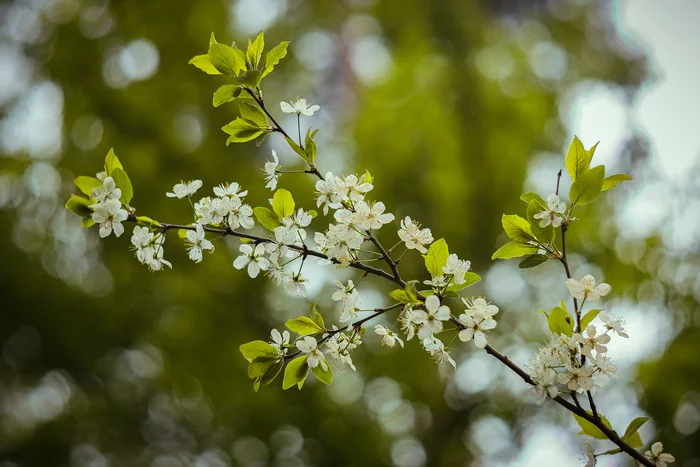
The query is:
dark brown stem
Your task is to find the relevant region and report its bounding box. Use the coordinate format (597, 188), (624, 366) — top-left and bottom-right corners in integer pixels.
(556, 169), (563, 196)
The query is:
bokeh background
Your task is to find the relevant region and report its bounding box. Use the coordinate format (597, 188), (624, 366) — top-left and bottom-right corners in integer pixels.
(1, 0), (699, 465)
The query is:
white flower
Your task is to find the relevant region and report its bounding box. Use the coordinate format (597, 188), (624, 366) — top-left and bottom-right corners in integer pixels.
(185, 224), (214, 263)
(91, 198), (128, 238)
(442, 254), (471, 284)
(131, 226), (155, 263)
(422, 335), (456, 368)
(284, 274), (308, 297)
(599, 312), (629, 338)
(296, 336), (327, 369)
(457, 298), (499, 347)
(415, 295), (451, 340)
(574, 325), (611, 356)
(213, 182), (248, 199)
(645, 442), (675, 467)
(332, 280), (361, 323)
(374, 325), (404, 348)
(263, 150), (280, 190)
(533, 193), (566, 228)
(556, 366), (595, 392)
(336, 174), (373, 202)
(270, 329), (290, 355)
(398, 216), (433, 254)
(353, 201), (395, 230)
(166, 179), (202, 199)
(195, 196), (233, 225)
(280, 98), (320, 116)
(146, 236), (172, 271)
(590, 354), (617, 378)
(96, 170), (107, 181)
(531, 380), (559, 405)
(565, 275), (611, 301)
(582, 440), (597, 467)
(401, 306), (422, 341)
(315, 173), (343, 214)
(91, 176), (121, 203)
(423, 275), (448, 289)
(227, 197), (254, 230)
(233, 243), (269, 278)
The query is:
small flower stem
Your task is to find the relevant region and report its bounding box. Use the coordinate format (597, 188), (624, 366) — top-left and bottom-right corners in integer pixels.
(556, 169), (562, 196)
(297, 113), (302, 147)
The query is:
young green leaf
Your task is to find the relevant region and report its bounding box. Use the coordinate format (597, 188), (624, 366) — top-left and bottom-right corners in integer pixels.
(272, 189), (295, 219)
(282, 355), (309, 390)
(526, 200), (554, 245)
(260, 359), (284, 388)
(188, 54), (221, 75)
(601, 174), (632, 191)
(284, 136), (310, 163)
(565, 136), (598, 181)
(580, 308), (601, 330)
(239, 101), (268, 127)
(389, 289), (415, 304)
(309, 303), (325, 329)
(105, 148), (123, 175)
(110, 168), (133, 205)
(547, 305), (574, 337)
(573, 411), (612, 440)
(235, 70), (262, 88)
(501, 214), (535, 243)
(491, 242), (539, 260)
(74, 176), (102, 197)
(65, 195), (93, 218)
(136, 216), (161, 228)
(621, 417), (648, 448)
(262, 41), (289, 77)
(248, 356), (279, 379)
(246, 32), (265, 70)
(221, 118), (265, 144)
(304, 128), (318, 164)
(208, 42), (246, 76)
(424, 238), (449, 277)
(81, 217), (95, 229)
(570, 165), (605, 206)
(519, 254), (549, 269)
(312, 363), (333, 385)
(213, 85), (245, 107)
(253, 207), (280, 231)
(285, 316), (323, 335)
(520, 191), (547, 208)
(239, 340), (279, 362)
(446, 272), (482, 292)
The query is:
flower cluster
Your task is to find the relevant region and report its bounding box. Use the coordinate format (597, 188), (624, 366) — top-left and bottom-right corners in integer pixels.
(458, 298), (499, 348)
(130, 226), (171, 271)
(90, 176), (128, 238)
(194, 182), (254, 230)
(397, 216), (433, 254)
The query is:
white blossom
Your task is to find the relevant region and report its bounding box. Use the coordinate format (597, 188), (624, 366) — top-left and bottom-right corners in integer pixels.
(599, 312), (629, 338)
(284, 274), (308, 297)
(574, 325), (611, 356)
(336, 174), (373, 202)
(565, 275), (611, 301)
(263, 150), (280, 190)
(582, 441), (597, 467)
(280, 98), (320, 116)
(166, 179), (202, 198)
(533, 193), (566, 228)
(374, 325), (404, 348)
(556, 365), (595, 392)
(332, 280), (360, 323)
(227, 197), (254, 230)
(270, 329), (290, 355)
(185, 224), (214, 263)
(398, 216), (433, 254)
(91, 176), (121, 203)
(315, 173), (343, 214)
(91, 198), (128, 238)
(401, 306), (423, 341)
(130, 226), (154, 264)
(415, 295), (451, 340)
(590, 354), (617, 378)
(353, 201), (394, 230)
(213, 182), (247, 200)
(457, 298), (499, 348)
(233, 243), (269, 278)
(645, 442), (675, 467)
(296, 336), (327, 369)
(442, 254), (471, 285)
(422, 335), (456, 368)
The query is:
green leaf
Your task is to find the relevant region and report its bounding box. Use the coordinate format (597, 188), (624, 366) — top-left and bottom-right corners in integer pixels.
(519, 254), (549, 269)
(526, 200), (554, 245)
(580, 309), (602, 330)
(246, 32), (265, 70)
(285, 316), (323, 335)
(272, 189), (295, 220)
(81, 217), (95, 229)
(221, 118), (265, 144)
(74, 176), (102, 196)
(105, 148), (123, 175)
(570, 165), (605, 206)
(547, 305), (574, 337)
(65, 195), (93, 217)
(213, 85), (245, 107)
(239, 340), (278, 362)
(502, 214), (535, 243)
(235, 70), (262, 88)
(309, 303), (325, 329)
(136, 216), (161, 228)
(312, 363), (333, 385)
(424, 238), (449, 277)
(283, 356), (309, 390)
(248, 356), (279, 379)
(253, 207), (280, 231)
(491, 241), (539, 260)
(188, 54), (221, 75)
(446, 272), (481, 292)
(565, 136), (598, 181)
(520, 192), (547, 208)
(304, 128), (318, 164)
(284, 136), (310, 163)
(573, 411), (612, 440)
(208, 42), (246, 76)
(239, 101), (268, 127)
(262, 41), (289, 77)
(601, 174), (632, 191)
(389, 289), (415, 304)
(110, 168), (133, 205)
(261, 359), (284, 387)
(622, 417), (648, 448)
